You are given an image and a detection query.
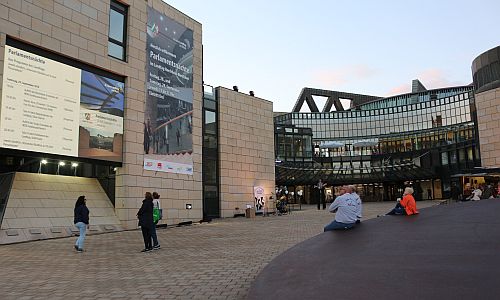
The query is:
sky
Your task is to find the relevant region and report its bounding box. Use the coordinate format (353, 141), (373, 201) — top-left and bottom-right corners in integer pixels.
(165, 0), (500, 112)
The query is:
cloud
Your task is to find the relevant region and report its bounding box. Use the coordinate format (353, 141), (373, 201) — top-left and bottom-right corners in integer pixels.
(312, 64), (378, 88)
(385, 68), (467, 97)
(387, 84), (410, 95)
(417, 68), (461, 89)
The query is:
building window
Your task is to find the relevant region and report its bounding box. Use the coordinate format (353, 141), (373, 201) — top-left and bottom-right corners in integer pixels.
(108, 0), (128, 60)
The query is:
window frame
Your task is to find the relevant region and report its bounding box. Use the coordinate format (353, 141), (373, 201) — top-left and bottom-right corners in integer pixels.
(108, 0), (128, 61)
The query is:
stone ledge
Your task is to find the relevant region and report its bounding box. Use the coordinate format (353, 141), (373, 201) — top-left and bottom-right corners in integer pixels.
(6, 229), (19, 236)
(0, 223), (124, 245)
(50, 227), (63, 233)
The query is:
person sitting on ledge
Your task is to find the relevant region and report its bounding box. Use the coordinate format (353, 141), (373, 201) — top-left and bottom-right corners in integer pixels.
(386, 187), (419, 216)
(324, 185), (358, 231)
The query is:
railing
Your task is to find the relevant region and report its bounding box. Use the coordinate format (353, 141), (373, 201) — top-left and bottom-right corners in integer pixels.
(0, 172), (15, 227)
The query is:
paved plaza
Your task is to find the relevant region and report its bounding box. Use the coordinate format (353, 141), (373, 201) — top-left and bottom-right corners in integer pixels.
(0, 201), (440, 300)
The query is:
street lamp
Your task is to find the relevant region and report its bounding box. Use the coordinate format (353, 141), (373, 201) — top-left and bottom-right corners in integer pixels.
(56, 161), (65, 175)
(38, 159), (47, 174)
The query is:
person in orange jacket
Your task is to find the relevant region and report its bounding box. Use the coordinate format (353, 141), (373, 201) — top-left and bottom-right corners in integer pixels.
(386, 187), (419, 216)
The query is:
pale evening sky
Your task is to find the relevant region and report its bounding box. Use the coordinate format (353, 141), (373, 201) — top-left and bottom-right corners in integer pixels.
(165, 0), (500, 112)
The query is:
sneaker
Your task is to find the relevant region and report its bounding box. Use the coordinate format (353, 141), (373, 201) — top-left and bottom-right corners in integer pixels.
(141, 248), (152, 253)
(77, 248), (84, 252)
(74, 245), (78, 250)
(153, 244), (161, 250)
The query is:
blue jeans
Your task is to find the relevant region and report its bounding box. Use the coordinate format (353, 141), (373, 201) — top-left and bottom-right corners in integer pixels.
(386, 203), (407, 215)
(151, 224), (159, 246)
(75, 222), (87, 249)
(324, 220), (356, 232)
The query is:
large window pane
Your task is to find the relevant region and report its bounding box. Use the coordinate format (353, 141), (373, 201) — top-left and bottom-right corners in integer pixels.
(441, 152), (449, 165)
(203, 160), (217, 184)
(108, 41), (124, 60)
(109, 9), (124, 42)
(203, 135), (217, 149)
(204, 110), (216, 135)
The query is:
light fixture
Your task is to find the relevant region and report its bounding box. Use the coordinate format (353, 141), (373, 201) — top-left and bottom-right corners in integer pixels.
(71, 162), (78, 176)
(185, 204), (192, 210)
(56, 161), (65, 175)
(38, 159), (48, 174)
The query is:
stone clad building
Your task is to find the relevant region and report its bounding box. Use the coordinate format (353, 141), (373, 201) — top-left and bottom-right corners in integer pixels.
(217, 87), (274, 218)
(0, 0), (275, 244)
(472, 46), (500, 168)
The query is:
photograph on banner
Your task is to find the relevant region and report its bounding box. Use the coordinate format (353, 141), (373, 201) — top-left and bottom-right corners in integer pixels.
(144, 6), (194, 175)
(78, 70), (124, 162)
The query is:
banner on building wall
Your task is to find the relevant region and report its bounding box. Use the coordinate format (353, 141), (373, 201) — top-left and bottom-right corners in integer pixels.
(0, 44), (124, 163)
(144, 7), (194, 174)
(254, 186), (265, 213)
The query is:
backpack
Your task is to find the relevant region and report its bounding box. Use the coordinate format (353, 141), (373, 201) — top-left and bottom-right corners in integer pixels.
(152, 199), (162, 224)
(153, 207), (162, 224)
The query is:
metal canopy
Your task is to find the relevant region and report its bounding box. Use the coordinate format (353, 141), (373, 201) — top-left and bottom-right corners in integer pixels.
(275, 161), (436, 186)
(319, 141), (345, 149)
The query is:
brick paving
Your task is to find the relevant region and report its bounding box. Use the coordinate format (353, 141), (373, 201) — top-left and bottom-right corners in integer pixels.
(0, 201), (440, 300)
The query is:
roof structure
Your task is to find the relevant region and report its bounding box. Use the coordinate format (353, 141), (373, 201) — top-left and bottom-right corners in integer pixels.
(292, 88), (381, 112)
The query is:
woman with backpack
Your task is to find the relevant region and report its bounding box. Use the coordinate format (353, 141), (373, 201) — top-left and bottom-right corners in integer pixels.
(151, 192), (162, 249)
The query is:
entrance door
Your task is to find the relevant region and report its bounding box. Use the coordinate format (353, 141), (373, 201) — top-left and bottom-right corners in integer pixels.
(203, 185), (219, 218)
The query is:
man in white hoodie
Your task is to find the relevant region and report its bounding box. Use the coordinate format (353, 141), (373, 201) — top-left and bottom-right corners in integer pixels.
(324, 185), (358, 231)
(348, 185), (363, 223)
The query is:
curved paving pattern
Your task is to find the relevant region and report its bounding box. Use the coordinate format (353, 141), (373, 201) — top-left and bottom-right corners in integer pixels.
(247, 200), (500, 300)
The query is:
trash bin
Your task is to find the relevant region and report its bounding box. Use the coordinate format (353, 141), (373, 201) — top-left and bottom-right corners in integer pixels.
(245, 208), (256, 218)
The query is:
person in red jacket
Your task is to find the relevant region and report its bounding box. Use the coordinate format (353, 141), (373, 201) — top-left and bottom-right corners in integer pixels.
(386, 187), (419, 216)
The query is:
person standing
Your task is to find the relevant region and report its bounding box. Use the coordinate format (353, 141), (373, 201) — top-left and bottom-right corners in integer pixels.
(324, 186), (358, 231)
(137, 192), (154, 252)
(451, 183), (460, 201)
(151, 192), (162, 249)
(315, 179), (327, 210)
(74, 195), (89, 252)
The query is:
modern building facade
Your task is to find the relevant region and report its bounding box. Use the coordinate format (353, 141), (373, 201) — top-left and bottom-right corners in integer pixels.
(472, 45), (500, 169)
(274, 79), (489, 203)
(0, 0), (274, 244)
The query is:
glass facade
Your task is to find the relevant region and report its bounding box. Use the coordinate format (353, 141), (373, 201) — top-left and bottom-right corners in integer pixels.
(202, 85), (220, 218)
(274, 86), (481, 201)
(275, 126), (313, 162)
(276, 91), (474, 141)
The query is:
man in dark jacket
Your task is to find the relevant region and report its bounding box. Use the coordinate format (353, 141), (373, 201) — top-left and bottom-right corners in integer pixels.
(137, 192), (154, 252)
